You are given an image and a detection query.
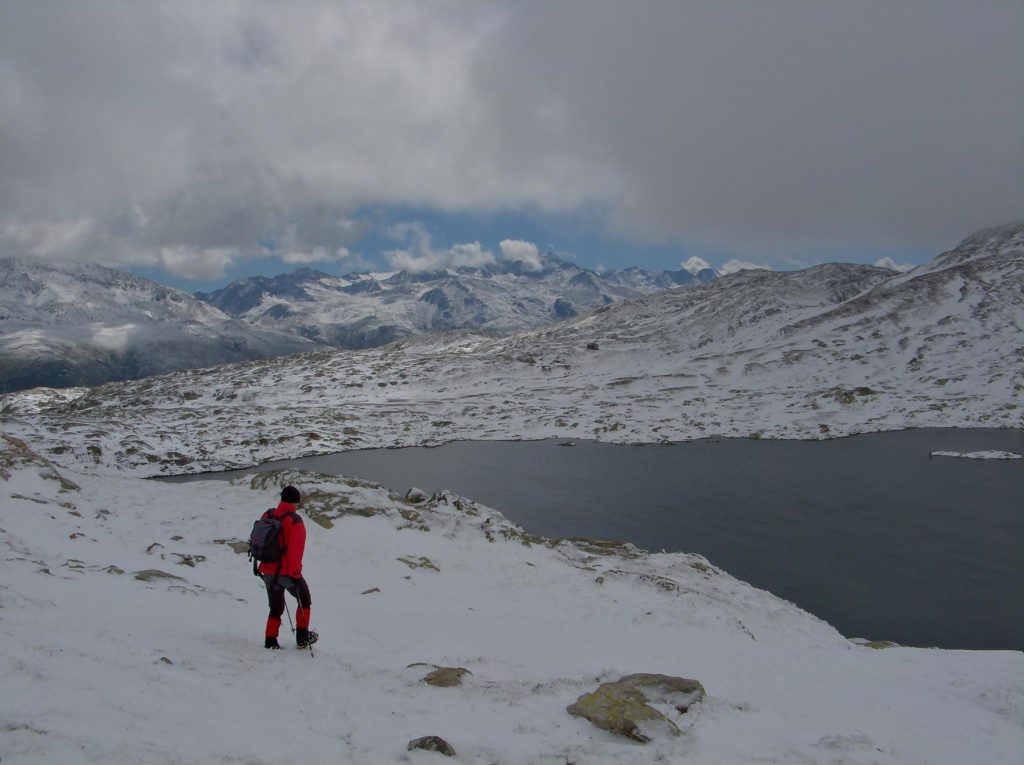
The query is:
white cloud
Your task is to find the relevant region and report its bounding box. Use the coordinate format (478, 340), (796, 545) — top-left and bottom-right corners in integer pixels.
(499, 239), (543, 271)
(385, 222), (495, 273)
(874, 256), (914, 273)
(682, 256), (711, 274)
(2, 218), (95, 258)
(155, 246), (238, 280)
(719, 259), (772, 275)
(449, 242), (495, 269)
(281, 246), (352, 266)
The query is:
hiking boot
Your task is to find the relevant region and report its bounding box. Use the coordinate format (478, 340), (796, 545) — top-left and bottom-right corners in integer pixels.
(265, 637), (281, 650)
(296, 629), (318, 648)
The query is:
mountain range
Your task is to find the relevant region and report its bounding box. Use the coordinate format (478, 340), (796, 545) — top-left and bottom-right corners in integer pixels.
(0, 253), (715, 392)
(194, 253), (716, 347)
(3, 222), (1019, 476)
(0, 258), (316, 393)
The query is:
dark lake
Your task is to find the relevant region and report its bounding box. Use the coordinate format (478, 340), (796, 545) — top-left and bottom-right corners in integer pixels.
(166, 428), (1024, 650)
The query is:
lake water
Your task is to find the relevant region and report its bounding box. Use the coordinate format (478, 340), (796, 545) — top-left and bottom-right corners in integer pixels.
(167, 428), (1024, 650)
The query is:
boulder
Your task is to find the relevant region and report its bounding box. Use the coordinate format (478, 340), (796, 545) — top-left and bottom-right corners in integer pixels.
(405, 487), (429, 504)
(407, 735), (456, 756)
(567, 673), (705, 743)
(422, 666), (472, 688)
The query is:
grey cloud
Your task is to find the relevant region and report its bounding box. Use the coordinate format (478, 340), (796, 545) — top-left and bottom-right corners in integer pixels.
(0, 1), (1020, 278)
(474, 1), (1024, 252)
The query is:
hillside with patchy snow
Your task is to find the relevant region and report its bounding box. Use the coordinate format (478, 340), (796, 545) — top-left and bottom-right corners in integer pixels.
(0, 258), (314, 392)
(2, 223), (1020, 477)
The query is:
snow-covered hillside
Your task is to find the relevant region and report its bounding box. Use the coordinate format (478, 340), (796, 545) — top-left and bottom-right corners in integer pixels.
(2, 435), (1021, 764)
(195, 254), (717, 349)
(3, 223), (1020, 477)
(0, 258), (315, 392)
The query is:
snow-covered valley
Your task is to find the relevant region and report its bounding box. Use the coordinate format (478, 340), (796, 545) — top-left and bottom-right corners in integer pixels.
(1, 223), (1023, 763)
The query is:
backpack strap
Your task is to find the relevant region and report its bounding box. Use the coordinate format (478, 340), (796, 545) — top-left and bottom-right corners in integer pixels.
(269, 510), (301, 582)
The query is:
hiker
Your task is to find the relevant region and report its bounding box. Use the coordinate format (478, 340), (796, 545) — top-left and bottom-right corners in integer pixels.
(259, 486), (318, 649)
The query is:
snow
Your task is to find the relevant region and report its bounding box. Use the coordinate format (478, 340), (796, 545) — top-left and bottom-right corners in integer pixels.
(931, 450), (1023, 460)
(1, 441), (1021, 764)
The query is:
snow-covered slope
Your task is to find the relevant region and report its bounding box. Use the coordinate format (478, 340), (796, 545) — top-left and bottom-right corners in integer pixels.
(0, 258), (316, 392)
(195, 254), (717, 349)
(3, 223), (1019, 476)
(2, 435), (1021, 764)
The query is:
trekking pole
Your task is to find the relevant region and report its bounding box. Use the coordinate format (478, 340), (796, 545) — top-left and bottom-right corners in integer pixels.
(284, 599), (296, 637)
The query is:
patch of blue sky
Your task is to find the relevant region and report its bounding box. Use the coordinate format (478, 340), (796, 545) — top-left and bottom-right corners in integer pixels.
(134, 204), (936, 293)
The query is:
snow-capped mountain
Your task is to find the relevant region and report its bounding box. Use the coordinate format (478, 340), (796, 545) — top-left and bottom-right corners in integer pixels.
(0, 258), (315, 392)
(3, 223), (1019, 476)
(195, 253), (717, 349)
(0, 253), (714, 392)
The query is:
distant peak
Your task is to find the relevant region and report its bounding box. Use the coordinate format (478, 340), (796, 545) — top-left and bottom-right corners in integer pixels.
(953, 221), (1024, 250)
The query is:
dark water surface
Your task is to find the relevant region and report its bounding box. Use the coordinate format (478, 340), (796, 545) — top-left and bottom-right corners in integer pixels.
(169, 429), (1023, 650)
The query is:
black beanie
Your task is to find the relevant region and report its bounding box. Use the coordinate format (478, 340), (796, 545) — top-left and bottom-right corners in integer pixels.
(281, 486), (301, 504)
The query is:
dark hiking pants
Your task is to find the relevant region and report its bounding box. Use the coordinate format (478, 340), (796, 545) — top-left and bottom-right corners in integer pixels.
(263, 574), (312, 636)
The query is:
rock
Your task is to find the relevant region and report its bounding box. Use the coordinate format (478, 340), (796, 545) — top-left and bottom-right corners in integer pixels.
(214, 539), (250, 555)
(405, 487), (429, 504)
(397, 555), (440, 572)
(422, 667), (472, 688)
(616, 674), (706, 709)
(567, 674), (705, 743)
(172, 553), (206, 567)
(407, 735), (456, 756)
(133, 569), (187, 583)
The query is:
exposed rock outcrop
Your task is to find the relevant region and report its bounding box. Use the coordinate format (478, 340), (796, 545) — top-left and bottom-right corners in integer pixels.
(567, 673), (705, 743)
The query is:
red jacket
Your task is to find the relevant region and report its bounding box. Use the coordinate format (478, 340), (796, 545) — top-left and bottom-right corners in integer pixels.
(258, 501), (306, 578)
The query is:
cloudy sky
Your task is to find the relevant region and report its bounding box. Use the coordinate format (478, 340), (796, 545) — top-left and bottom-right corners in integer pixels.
(2, 1), (1021, 289)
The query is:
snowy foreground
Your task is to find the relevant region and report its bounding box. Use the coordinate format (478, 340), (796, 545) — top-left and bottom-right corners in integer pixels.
(2, 434), (1022, 764)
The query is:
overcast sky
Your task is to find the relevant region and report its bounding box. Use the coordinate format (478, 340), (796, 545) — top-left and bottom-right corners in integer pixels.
(1, 0), (1021, 289)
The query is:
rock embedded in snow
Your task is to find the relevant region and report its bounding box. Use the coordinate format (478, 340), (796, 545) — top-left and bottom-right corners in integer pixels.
(405, 487), (430, 503)
(407, 735), (457, 756)
(421, 666), (473, 688)
(132, 568), (186, 582)
(567, 673), (706, 743)
(397, 555), (440, 571)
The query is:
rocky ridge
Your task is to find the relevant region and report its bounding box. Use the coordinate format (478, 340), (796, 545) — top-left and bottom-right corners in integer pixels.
(195, 252), (717, 348)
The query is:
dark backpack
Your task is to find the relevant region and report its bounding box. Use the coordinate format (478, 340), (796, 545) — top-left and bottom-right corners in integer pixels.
(248, 509), (298, 576)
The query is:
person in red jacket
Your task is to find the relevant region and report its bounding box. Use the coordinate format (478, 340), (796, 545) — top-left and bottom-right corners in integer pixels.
(260, 485), (317, 649)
